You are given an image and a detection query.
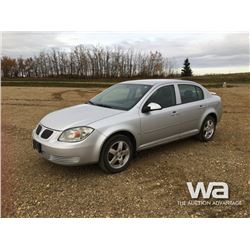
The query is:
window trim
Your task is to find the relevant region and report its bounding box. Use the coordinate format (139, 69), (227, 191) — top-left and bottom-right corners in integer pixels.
(178, 84), (204, 104)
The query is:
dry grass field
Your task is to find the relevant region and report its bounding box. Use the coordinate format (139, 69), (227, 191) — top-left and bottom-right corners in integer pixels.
(1, 85), (250, 217)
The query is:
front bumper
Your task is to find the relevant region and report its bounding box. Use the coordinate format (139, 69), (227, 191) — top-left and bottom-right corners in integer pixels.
(32, 125), (106, 166)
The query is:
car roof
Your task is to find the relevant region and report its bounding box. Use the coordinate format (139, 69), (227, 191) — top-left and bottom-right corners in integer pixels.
(120, 79), (198, 86)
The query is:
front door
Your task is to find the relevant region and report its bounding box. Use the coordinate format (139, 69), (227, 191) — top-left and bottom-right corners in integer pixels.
(139, 85), (181, 147)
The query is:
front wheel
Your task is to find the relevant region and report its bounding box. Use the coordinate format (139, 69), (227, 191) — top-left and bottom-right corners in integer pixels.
(198, 115), (216, 142)
(99, 135), (133, 173)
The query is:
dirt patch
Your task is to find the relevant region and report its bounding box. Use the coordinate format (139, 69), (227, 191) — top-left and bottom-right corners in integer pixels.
(1, 86), (250, 217)
(51, 89), (102, 101)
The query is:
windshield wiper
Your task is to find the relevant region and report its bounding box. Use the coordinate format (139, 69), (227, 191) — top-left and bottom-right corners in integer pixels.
(88, 100), (96, 105)
(94, 103), (115, 109)
(88, 100), (124, 110)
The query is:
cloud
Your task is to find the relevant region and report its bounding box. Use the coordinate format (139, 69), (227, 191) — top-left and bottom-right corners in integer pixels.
(2, 31), (70, 57)
(117, 33), (249, 69)
(1, 32), (249, 73)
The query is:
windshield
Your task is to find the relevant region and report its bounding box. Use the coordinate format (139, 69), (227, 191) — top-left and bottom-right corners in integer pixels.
(89, 84), (152, 110)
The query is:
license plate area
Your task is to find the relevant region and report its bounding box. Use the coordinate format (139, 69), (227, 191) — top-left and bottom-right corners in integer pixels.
(33, 139), (42, 153)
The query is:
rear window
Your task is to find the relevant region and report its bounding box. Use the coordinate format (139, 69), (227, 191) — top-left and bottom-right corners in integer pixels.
(178, 84), (204, 104)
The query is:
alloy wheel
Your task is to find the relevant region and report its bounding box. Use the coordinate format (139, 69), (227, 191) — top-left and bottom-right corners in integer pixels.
(203, 119), (215, 140)
(107, 141), (130, 169)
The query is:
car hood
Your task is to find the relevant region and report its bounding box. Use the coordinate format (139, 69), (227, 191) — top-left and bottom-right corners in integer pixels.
(40, 104), (124, 131)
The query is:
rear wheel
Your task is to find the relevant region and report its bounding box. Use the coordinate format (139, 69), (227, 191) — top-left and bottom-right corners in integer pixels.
(99, 135), (133, 173)
(198, 115), (216, 142)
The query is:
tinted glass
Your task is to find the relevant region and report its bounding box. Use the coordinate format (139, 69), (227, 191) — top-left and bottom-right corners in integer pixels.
(145, 85), (176, 108)
(195, 86), (204, 100)
(178, 84), (204, 103)
(90, 84), (152, 110)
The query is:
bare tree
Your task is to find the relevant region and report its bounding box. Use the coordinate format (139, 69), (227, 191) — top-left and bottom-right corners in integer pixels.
(1, 45), (177, 79)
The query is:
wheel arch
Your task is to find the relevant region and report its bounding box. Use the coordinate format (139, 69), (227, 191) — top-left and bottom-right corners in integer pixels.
(199, 111), (218, 130)
(207, 112), (217, 124)
(99, 130), (138, 161)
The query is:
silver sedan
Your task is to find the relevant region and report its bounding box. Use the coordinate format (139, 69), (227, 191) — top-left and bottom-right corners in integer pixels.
(32, 79), (222, 173)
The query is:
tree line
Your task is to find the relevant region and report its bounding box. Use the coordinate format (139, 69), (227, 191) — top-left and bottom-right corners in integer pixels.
(1, 46), (178, 79)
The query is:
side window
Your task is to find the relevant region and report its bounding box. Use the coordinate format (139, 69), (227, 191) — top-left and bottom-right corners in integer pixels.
(178, 84), (204, 104)
(195, 86), (204, 100)
(145, 85), (176, 108)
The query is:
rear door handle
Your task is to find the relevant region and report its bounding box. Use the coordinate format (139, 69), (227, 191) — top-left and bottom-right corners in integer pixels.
(199, 104), (207, 109)
(171, 111), (177, 116)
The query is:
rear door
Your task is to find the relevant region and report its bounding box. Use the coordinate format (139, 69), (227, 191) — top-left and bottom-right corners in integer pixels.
(177, 84), (207, 134)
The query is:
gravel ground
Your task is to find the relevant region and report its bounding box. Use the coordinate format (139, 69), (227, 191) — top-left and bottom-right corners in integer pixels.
(1, 85), (250, 217)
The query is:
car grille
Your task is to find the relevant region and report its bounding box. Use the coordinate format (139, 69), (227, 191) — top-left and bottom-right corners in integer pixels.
(36, 124), (42, 135)
(41, 129), (53, 139)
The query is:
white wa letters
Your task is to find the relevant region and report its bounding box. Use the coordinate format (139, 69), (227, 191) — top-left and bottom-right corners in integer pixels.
(187, 182), (229, 199)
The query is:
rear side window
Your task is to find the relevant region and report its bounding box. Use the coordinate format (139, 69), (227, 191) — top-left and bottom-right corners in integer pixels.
(146, 85), (176, 108)
(195, 86), (204, 100)
(178, 84), (204, 104)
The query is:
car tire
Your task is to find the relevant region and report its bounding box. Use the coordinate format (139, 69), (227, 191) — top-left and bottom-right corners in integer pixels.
(99, 134), (133, 173)
(198, 115), (217, 142)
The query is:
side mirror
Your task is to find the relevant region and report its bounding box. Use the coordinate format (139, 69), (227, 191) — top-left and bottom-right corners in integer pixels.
(142, 102), (162, 113)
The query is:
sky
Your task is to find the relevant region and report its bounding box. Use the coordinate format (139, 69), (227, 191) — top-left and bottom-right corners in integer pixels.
(1, 32), (249, 75)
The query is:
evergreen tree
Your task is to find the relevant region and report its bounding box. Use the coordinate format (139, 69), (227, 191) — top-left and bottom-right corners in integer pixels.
(181, 58), (193, 77)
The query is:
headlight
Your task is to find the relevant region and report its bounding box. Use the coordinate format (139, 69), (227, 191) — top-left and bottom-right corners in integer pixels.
(58, 127), (94, 142)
